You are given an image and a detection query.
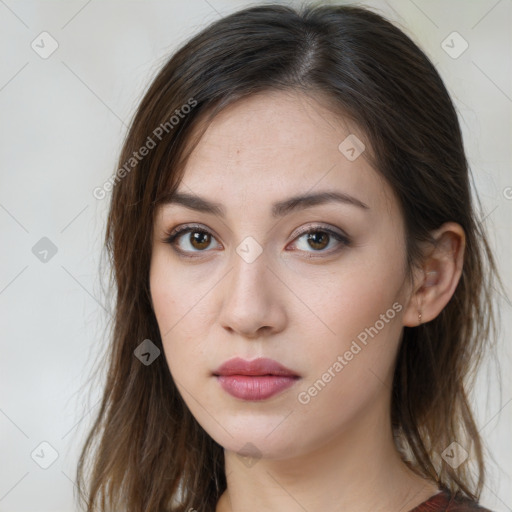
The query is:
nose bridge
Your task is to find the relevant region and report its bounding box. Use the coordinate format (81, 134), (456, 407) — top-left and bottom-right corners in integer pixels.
(218, 238), (283, 335)
(228, 238), (270, 300)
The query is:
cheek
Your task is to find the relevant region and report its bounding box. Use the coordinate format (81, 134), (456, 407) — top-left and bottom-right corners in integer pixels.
(289, 248), (406, 392)
(149, 251), (207, 379)
(292, 250), (405, 337)
(292, 278), (404, 438)
(150, 247), (211, 334)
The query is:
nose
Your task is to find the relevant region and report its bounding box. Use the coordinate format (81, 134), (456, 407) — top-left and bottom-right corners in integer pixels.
(218, 247), (287, 339)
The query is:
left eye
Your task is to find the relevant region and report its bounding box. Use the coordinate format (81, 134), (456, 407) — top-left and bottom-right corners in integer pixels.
(163, 225), (349, 257)
(290, 228), (349, 254)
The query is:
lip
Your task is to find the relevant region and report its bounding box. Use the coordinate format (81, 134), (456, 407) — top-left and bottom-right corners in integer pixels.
(213, 357), (300, 401)
(213, 357), (299, 377)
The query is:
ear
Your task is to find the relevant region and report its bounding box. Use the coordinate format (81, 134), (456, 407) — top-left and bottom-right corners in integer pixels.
(402, 222), (465, 327)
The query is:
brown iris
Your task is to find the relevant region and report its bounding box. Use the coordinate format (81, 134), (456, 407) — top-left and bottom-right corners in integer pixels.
(189, 231), (212, 250)
(307, 231), (329, 250)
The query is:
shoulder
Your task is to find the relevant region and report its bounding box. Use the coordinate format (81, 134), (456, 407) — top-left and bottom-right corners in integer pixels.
(411, 490), (494, 512)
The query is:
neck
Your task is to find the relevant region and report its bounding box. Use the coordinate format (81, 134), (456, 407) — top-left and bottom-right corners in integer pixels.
(215, 397), (439, 512)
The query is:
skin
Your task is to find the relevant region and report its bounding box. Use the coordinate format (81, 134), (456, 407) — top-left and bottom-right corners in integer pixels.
(149, 90), (465, 512)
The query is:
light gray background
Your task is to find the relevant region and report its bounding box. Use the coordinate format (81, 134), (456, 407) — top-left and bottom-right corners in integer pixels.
(0, 1), (510, 511)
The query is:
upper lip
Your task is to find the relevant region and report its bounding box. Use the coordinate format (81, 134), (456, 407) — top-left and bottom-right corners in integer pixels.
(213, 357), (300, 377)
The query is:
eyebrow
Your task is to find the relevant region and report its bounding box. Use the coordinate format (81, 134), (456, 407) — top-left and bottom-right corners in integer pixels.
(156, 190), (369, 218)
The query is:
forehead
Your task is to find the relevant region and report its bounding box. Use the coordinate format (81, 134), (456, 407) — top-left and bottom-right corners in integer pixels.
(163, 90), (396, 219)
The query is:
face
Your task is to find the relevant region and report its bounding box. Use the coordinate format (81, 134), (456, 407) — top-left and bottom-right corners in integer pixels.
(150, 90), (412, 460)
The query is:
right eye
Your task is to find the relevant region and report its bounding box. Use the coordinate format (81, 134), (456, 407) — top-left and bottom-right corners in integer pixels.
(163, 224), (222, 257)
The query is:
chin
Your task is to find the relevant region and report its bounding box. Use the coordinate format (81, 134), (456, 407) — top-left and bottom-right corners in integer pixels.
(203, 420), (306, 460)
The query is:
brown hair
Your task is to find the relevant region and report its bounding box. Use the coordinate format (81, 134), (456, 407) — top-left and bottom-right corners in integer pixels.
(76, 4), (501, 511)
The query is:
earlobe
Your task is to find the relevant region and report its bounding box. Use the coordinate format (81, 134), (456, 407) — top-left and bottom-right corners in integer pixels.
(415, 270), (440, 325)
(402, 222), (465, 327)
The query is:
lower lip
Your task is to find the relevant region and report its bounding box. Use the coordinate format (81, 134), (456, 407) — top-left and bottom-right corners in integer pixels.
(216, 375), (299, 400)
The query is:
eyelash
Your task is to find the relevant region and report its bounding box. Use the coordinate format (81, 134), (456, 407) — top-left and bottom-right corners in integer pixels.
(162, 223), (351, 259)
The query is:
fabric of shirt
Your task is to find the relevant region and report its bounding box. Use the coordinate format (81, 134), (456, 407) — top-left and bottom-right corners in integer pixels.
(409, 490), (493, 511)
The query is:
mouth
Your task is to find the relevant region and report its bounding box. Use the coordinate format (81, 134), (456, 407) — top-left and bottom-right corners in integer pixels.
(213, 357), (300, 400)
(213, 356), (300, 377)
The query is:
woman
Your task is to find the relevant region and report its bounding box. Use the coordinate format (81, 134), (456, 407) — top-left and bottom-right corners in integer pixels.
(76, 4), (501, 511)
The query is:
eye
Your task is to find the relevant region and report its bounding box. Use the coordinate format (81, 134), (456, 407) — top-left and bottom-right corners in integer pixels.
(288, 225), (350, 257)
(162, 223), (350, 259)
(163, 224), (222, 256)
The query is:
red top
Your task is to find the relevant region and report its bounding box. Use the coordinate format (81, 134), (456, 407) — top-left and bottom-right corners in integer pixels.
(409, 490), (493, 511)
